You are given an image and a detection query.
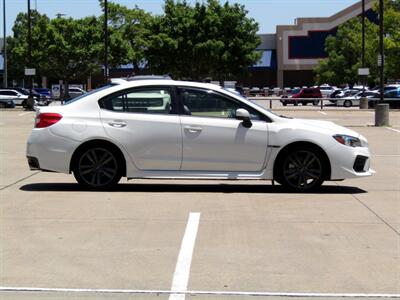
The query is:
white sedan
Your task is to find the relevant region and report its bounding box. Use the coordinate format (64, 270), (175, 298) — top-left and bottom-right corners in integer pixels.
(26, 79), (373, 191)
(336, 91), (380, 107)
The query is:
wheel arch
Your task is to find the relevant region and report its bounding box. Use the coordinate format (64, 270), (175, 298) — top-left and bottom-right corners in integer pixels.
(273, 141), (331, 181)
(69, 139), (127, 177)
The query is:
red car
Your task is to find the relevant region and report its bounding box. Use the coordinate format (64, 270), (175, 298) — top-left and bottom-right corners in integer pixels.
(281, 88), (322, 106)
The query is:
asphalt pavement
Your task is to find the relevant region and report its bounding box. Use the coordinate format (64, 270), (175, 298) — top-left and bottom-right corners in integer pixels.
(0, 107), (399, 299)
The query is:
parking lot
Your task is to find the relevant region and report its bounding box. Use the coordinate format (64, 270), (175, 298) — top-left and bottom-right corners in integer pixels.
(0, 106), (399, 299)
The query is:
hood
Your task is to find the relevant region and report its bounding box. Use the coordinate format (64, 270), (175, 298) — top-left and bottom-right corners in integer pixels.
(290, 118), (361, 137)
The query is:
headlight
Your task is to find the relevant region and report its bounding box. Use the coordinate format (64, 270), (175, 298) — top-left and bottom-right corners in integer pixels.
(333, 134), (366, 147)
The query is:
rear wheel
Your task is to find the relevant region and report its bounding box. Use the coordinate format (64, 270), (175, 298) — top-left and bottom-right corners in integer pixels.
(73, 146), (122, 189)
(275, 146), (326, 192)
(22, 100), (27, 108)
(313, 100), (319, 106)
(344, 100), (352, 107)
(302, 101), (308, 106)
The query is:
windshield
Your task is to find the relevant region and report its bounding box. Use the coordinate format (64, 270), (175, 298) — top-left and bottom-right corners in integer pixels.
(18, 88), (30, 95)
(64, 85), (116, 105)
(291, 88), (300, 94)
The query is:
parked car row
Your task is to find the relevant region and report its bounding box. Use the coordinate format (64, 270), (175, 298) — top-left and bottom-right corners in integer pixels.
(334, 85), (400, 108)
(278, 84), (400, 108)
(0, 88), (51, 108)
(0, 86), (88, 108)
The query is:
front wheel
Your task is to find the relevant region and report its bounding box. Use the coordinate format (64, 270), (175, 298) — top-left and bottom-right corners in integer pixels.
(73, 146), (122, 189)
(276, 147), (325, 191)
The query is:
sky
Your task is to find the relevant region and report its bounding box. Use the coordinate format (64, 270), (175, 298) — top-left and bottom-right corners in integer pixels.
(1, 0), (360, 36)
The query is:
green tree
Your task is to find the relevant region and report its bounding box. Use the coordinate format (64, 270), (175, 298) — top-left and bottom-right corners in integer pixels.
(103, 1), (153, 74)
(7, 10), (129, 93)
(384, 0), (400, 80)
(7, 10), (51, 82)
(146, 0), (261, 83)
(314, 18), (379, 86)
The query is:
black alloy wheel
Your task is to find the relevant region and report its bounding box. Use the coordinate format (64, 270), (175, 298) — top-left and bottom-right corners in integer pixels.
(280, 148), (324, 191)
(74, 147), (121, 189)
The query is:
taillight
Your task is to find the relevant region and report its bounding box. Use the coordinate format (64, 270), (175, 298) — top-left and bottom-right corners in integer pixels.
(35, 113), (62, 128)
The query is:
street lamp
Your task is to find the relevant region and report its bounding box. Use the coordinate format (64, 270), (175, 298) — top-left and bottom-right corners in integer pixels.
(361, 0), (365, 95)
(104, 0), (108, 84)
(26, 0), (35, 109)
(3, 0), (7, 88)
(379, 0), (384, 103)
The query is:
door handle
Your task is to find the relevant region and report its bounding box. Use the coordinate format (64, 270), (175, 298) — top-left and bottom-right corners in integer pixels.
(184, 126), (202, 133)
(108, 120), (127, 128)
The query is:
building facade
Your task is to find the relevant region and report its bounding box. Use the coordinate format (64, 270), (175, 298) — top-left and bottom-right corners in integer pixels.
(245, 0), (376, 89)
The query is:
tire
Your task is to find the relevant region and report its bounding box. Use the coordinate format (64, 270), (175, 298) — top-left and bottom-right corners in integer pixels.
(294, 102), (298, 106)
(302, 101), (308, 106)
(22, 100), (27, 108)
(275, 146), (326, 192)
(73, 146), (122, 190)
(282, 102), (287, 106)
(313, 100), (319, 106)
(343, 100), (352, 108)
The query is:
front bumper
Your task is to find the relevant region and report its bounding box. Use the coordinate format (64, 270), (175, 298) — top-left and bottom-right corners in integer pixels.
(327, 143), (374, 180)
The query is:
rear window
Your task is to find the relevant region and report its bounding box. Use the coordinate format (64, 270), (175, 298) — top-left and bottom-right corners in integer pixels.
(64, 85), (115, 105)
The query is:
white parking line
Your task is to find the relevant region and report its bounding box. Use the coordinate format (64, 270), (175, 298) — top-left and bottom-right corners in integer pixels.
(319, 111), (327, 115)
(1, 287), (400, 298)
(18, 111), (34, 117)
(169, 212), (201, 300)
(386, 127), (400, 133)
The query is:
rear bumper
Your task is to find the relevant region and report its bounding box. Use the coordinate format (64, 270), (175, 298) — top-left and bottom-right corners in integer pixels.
(26, 128), (79, 174)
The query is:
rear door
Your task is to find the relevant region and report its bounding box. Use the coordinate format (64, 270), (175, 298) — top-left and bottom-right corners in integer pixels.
(99, 86), (182, 171)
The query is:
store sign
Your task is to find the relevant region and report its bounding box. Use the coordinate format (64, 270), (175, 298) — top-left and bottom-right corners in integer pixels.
(358, 68), (370, 76)
(24, 68), (36, 76)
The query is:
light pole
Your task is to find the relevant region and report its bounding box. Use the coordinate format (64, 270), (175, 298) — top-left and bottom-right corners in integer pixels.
(104, 0), (108, 84)
(26, 0), (34, 109)
(379, 0), (384, 102)
(3, 0), (7, 88)
(361, 0), (365, 95)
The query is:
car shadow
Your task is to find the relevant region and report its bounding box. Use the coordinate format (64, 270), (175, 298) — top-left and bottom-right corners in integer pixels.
(20, 182), (367, 194)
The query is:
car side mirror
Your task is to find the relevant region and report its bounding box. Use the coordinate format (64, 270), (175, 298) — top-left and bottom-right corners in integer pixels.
(236, 108), (252, 128)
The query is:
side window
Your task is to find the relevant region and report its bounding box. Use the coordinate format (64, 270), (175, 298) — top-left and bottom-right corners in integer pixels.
(100, 87), (172, 114)
(180, 88), (262, 120)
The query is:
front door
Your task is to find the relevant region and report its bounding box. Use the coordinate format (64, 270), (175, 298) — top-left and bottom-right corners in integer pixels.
(178, 87), (269, 172)
(99, 86), (182, 171)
